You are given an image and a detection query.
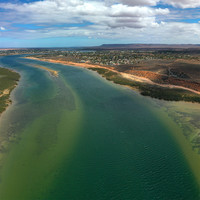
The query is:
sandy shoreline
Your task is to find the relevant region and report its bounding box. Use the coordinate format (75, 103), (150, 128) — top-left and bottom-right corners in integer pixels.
(26, 56), (200, 95)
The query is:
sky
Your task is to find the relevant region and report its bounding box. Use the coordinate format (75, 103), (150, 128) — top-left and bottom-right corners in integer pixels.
(0, 0), (200, 47)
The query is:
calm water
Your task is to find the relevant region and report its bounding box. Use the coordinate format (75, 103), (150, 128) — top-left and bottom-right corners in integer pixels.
(0, 55), (199, 200)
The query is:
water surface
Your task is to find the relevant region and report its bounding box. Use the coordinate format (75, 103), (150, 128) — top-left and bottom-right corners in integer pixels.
(0, 55), (199, 200)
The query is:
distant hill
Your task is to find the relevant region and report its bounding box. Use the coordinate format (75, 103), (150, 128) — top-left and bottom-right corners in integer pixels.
(84, 44), (200, 51)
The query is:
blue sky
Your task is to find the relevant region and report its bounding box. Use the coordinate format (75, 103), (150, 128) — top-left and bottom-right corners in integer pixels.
(0, 0), (200, 47)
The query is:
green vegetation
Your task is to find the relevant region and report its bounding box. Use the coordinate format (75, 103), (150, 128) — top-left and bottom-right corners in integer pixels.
(89, 68), (200, 103)
(0, 67), (20, 113)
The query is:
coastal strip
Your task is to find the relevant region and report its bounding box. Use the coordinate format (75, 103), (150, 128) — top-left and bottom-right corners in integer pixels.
(0, 67), (20, 115)
(25, 56), (200, 103)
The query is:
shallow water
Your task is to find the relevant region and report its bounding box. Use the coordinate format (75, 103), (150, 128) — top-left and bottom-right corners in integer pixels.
(0, 55), (199, 200)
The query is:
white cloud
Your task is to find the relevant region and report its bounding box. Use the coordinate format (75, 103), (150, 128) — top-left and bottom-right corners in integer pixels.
(0, 0), (200, 44)
(0, 0), (168, 29)
(2, 21), (200, 45)
(106, 0), (160, 6)
(162, 0), (200, 8)
(0, 26), (5, 31)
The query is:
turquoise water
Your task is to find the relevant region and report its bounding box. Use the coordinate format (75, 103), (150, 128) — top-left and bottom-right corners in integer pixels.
(0, 55), (199, 199)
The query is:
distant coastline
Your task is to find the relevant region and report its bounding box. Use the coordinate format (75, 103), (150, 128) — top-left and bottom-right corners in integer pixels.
(26, 56), (200, 103)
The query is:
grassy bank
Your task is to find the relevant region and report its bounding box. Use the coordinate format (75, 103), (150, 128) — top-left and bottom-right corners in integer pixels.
(89, 68), (200, 103)
(0, 67), (20, 114)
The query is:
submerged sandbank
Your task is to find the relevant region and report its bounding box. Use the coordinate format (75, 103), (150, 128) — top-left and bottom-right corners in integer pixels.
(26, 63), (59, 77)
